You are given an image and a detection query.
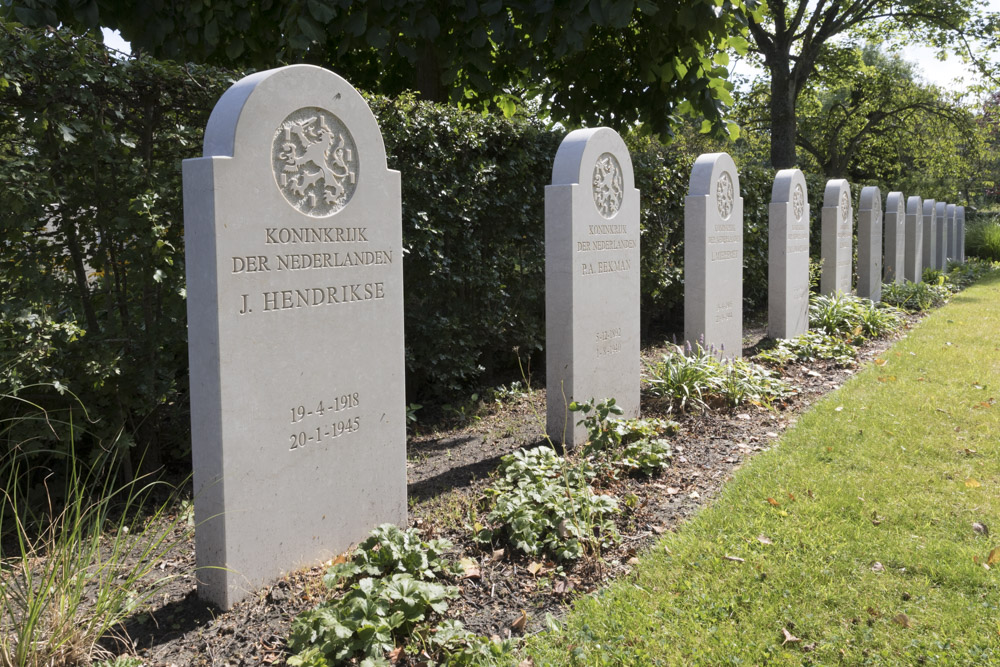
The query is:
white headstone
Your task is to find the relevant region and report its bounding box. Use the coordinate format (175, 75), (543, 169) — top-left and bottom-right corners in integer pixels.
(883, 191), (906, 284)
(935, 201), (947, 269)
(820, 179), (852, 295)
(957, 206), (966, 262)
(768, 169), (810, 339)
(545, 128), (640, 446)
(905, 196), (924, 282)
(857, 186), (882, 302)
(684, 153), (743, 358)
(184, 65), (406, 609)
(921, 198), (936, 273)
(946, 203), (957, 264)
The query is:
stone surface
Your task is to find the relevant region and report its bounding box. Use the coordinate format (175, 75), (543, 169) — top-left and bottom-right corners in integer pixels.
(857, 186), (882, 302)
(883, 191), (906, 284)
(946, 204), (957, 263)
(957, 206), (966, 262)
(820, 179), (852, 295)
(184, 65), (406, 609)
(546, 128), (640, 446)
(921, 198), (936, 272)
(767, 169), (810, 339)
(684, 152), (743, 358)
(904, 196), (923, 282)
(935, 201), (948, 269)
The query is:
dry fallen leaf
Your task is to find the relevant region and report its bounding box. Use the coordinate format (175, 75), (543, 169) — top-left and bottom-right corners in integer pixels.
(553, 579), (570, 594)
(511, 610), (528, 633)
(459, 557), (481, 580)
(966, 478), (982, 488)
(871, 562), (885, 573)
(723, 555), (745, 563)
(875, 358), (887, 366)
(767, 497), (780, 506)
(781, 627), (801, 645)
(388, 646), (405, 663)
(988, 547), (1000, 566)
(892, 613), (912, 628)
(491, 548), (505, 561)
(527, 561), (544, 576)
(787, 492), (796, 501)
(518, 660), (535, 667)
(973, 522), (989, 536)
(666, 487), (680, 495)
(652, 525), (666, 534)
(757, 535), (773, 545)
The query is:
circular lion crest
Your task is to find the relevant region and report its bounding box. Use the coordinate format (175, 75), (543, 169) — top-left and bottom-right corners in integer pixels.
(840, 190), (850, 221)
(592, 153), (624, 218)
(716, 171), (734, 220)
(272, 107), (358, 217)
(792, 183), (805, 222)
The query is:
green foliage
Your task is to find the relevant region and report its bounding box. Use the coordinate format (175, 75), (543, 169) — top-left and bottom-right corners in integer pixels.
(323, 524), (460, 588)
(288, 573), (456, 666)
(0, 394), (191, 667)
(418, 619), (516, 666)
(475, 446), (619, 561)
(966, 214), (1000, 261)
(570, 400), (676, 477)
(645, 343), (791, 411)
(10, 0), (762, 139)
(881, 280), (951, 312)
(755, 331), (858, 367)
(0, 22), (232, 468)
(809, 293), (903, 341)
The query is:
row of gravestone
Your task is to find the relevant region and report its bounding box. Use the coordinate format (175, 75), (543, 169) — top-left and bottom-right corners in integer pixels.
(183, 66), (967, 608)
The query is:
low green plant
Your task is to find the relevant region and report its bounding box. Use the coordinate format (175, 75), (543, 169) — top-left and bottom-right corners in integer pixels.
(619, 438), (673, 476)
(645, 344), (791, 411)
(809, 293), (902, 341)
(0, 394), (190, 667)
(568, 400), (676, 478)
(569, 398), (624, 456)
(755, 331), (858, 367)
(880, 280), (951, 311)
(289, 525), (505, 666)
(474, 446), (618, 561)
(323, 524), (459, 587)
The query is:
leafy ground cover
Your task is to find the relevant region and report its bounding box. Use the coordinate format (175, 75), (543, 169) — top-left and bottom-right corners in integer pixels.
(522, 273), (1000, 665)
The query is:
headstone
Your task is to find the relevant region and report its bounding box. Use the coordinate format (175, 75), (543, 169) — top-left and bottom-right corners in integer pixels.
(768, 169), (810, 339)
(883, 191), (906, 284)
(857, 186), (882, 302)
(684, 153), (743, 358)
(946, 204), (957, 264)
(184, 65), (406, 609)
(546, 128), (640, 446)
(921, 198), (936, 273)
(904, 196), (923, 282)
(820, 179), (852, 295)
(957, 206), (966, 262)
(935, 201), (948, 269)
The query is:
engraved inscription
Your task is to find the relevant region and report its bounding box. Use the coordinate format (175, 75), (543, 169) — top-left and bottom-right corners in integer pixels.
(715, 300), (734, 324)
(288, 392), (361, 450)
(592, 153), (624, 219)
(596, 327), (623, 358)
(840, 191), (850, 221)
(792, 183), (805, 222)
(581, 259), (632, 276)
(273, 107), (358, 217)
(716, 171), (734, 220)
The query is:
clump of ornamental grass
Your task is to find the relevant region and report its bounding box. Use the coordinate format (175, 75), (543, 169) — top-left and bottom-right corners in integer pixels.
(0, 391), (190, 667)
(808, 292), (902, 341)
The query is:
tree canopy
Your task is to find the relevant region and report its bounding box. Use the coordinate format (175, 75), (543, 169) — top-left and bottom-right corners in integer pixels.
(4, 0), (762, 138)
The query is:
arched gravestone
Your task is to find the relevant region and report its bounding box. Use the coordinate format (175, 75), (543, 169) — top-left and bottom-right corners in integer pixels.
(545, 128), (640, 446)
(820, 179), (852, 295)
(883, 192), (906, 284)
(183, 65), (406, 609)
(922, 198), (937, 272)
(904, 196), (924, 282)
(767, 169), (810, 339)
(957, 206), (967, 262)
(946, 204), (957, 263)
(857, 186), (883, 302)
(684, 153), (743, 358)
(935, 201), (948, 269)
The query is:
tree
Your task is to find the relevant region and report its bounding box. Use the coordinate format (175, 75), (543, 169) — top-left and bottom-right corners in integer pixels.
(745, 0), (982, 168)
(4, 0), (762, 137)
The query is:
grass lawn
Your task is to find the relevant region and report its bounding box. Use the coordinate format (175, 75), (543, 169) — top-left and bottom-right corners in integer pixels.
(524, 273), (1000, 666)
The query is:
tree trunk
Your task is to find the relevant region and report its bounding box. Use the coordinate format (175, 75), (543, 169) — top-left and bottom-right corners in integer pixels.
(415, 41), (445, 102)
(769, 65), (798, 169)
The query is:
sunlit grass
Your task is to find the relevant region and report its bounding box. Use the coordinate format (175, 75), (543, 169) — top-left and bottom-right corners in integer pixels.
(524, 272), (1000, 665)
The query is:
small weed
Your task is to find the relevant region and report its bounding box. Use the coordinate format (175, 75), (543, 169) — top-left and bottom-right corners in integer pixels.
(881, 280), (951, 312)
(756, 331), (858, 367)
(809, 293), (902, 341)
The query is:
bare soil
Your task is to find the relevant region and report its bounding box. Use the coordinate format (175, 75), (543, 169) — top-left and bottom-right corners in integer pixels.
(109, 317), (922, 666)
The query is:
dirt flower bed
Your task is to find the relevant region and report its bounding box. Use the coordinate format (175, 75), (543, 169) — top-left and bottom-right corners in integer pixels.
(105, 317), (921, 666)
